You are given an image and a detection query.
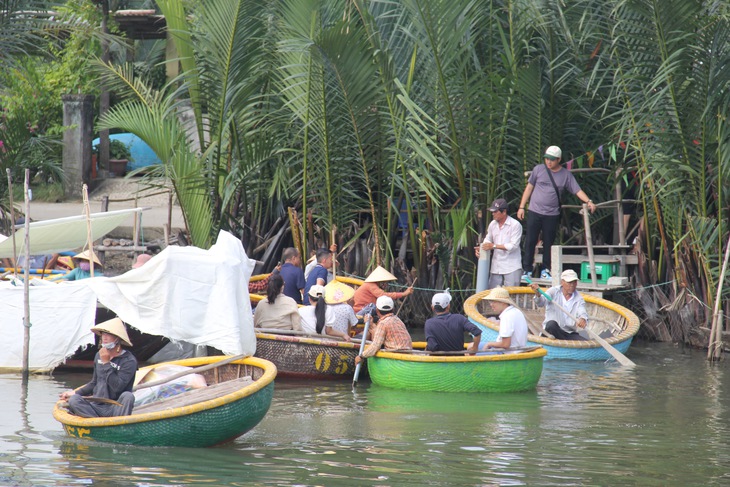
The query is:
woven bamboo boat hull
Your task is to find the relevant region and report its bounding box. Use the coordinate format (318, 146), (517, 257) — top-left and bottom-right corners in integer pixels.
(464, 287), (641, 361)
(255, 332), (363, 379)
(367, 347), (546, 393)
(53, 356), (276, 447)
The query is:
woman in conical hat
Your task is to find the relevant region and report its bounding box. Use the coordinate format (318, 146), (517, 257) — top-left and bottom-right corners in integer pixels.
(353, 265), (414, 314)
(58, 249), (104, 281)
(322, 281), (356, 341)
(58, 317), (138, 418)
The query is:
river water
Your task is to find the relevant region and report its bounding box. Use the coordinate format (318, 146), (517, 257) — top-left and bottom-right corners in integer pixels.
(2, 341), (729, 486)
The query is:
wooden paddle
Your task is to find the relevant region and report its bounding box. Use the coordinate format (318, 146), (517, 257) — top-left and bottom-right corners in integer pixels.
(525, 277), (635, 367)
(133, 354), (249, 391)
(352, 315), (372, 389)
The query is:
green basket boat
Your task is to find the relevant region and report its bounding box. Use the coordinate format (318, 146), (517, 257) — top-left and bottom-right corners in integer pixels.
(53, 356), (277, 447)
(367, 346), (547, 393)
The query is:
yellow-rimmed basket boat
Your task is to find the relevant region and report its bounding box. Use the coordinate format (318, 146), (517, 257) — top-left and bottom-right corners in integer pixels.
(254, 331), (364, 380)
(464, 287), (641, 361)
(52, 356), (276, 447)
(367, 346), (546, 393)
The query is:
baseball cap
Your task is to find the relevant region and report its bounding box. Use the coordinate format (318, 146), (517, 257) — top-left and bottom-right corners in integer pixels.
(308, 284), (325, 298)
(560, 269), (579, 282)
(544, 146), (562, 160)
(431, 290), (452, 308)
(488, 198), (508, 212)
(376, 295), (394, 312)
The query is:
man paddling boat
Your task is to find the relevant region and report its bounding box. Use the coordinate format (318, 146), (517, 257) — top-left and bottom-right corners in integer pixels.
(529, 269), (589, 340)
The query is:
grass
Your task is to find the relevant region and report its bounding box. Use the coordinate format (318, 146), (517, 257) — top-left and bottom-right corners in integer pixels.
(11, 182), (65, 203)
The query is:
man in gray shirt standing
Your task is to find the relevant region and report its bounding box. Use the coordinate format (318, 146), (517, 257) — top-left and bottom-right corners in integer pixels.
(517, 145), (596, 279)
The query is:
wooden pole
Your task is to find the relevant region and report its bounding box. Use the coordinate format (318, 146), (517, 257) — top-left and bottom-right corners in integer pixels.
(82, 184), (96, 277)
(707, 233), (730, 361)
(22, 170), (31, 380)
(582, 204), (598, 287)
(6, 169), (18, 280)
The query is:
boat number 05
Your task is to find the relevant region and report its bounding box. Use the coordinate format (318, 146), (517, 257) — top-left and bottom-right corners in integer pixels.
(314, 352), (350, 374)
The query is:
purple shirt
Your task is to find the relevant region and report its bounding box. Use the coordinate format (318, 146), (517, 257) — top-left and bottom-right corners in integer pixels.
(527, 164), (582, 216)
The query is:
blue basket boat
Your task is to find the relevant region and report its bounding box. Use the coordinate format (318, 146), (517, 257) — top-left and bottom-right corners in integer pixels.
(464, 287), (640, 361)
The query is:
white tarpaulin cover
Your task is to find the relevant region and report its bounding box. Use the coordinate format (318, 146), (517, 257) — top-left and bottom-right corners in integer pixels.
(0, 281), (97, 371)
(87, 230), (256, 357)
(0, 208), (142, 258)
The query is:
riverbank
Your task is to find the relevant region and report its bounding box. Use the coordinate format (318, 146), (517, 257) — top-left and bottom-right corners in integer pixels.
(26, 177), (186, 275)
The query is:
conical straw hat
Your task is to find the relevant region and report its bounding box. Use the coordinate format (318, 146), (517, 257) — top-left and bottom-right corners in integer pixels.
(481, 287), (515, 306)
(90, 317), (133, 347)
(74, 249), (101, 266)
(324, 280), (355, 304)
(364, 265), (397, 283)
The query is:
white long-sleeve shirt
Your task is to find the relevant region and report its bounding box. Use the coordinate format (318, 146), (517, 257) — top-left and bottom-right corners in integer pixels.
(482, 215), (522, 274)
(534, 286), (589, 333)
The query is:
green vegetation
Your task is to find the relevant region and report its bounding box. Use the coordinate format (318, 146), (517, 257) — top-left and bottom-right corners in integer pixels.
(3, 0), (730, 343)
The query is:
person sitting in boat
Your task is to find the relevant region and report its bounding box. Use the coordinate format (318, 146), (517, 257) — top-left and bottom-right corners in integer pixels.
(303, 247), (335, 305)
(529, 269), (588, 340)
(352, 266), (414, 314)
(299, 284), (335, 334)
(323, 280), (357, 342)
(253, 273), (302, 331)
(58, 318), (137, 418)
(354, 296), (412, 366)
(480, 287), (528, 349)
(57, 250), (103, 281)
(277, 247), (306, 304)
(424, 289), (482, 353)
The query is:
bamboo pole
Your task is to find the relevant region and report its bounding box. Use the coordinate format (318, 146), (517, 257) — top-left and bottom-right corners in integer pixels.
(582, 204), (598, 287)
(707, 233), (730, 361)
(82, 185), (96, 278)
(22, 170), (31, 380)
(6, 169), (18, 280)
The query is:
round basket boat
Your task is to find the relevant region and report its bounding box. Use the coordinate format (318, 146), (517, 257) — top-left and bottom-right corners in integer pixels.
(254, 331), (364, 379)
(367, 347), (547, 393)
(464, 287), (641, 361)
(53, 356), (276, 447)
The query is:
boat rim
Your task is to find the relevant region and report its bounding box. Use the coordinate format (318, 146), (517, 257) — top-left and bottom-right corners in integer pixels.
(255, 331), (361, 349)
(463, 286), (641, 348)
(52, 356), (276, 427)
(373, 346), (547, 363)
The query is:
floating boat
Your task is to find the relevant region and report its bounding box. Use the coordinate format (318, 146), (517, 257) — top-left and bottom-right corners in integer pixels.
(366, 345), (546, 393)
(53, 355), (276, 447)
(463, 287), (641, 361)
(254, 329), (364, 379)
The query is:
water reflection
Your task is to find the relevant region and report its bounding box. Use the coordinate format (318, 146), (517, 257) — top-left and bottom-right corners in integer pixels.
(3, 343), (730, 485)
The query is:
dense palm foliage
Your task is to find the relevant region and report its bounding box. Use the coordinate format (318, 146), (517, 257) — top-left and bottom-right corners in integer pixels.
(92, 0), (730, 338)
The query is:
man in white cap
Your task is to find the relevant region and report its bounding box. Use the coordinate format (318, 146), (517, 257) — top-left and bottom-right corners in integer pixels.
(424, 290), (481, 353)
(517, 145), (597, 280)
(59, 318), (137, 417)
(481, 287), (528, 349)
(354, 295), (412, 365)
(352, 265), (414, 314)
(529, 269), (589, 340)
(476, 198), (523, 288)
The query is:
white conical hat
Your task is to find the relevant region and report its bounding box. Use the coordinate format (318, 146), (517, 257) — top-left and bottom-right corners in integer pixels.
(90, 317), (133, 347)
(364, 265), (397, 283)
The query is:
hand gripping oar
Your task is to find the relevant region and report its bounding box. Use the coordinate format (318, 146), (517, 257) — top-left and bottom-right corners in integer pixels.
(352, 315), (371, 390)
(525, 276), (635, 367)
